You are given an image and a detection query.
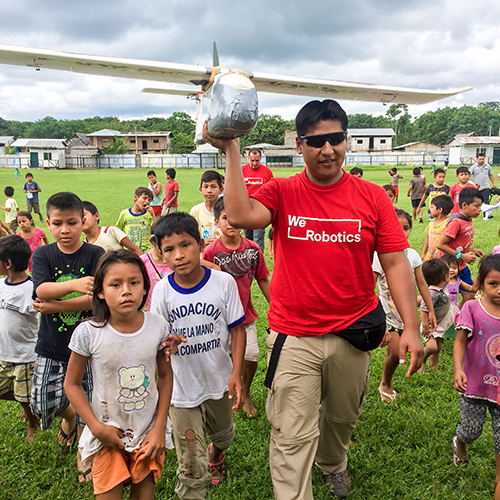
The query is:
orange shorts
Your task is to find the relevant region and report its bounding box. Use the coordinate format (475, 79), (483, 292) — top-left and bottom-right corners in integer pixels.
(91, 446), (165, 495)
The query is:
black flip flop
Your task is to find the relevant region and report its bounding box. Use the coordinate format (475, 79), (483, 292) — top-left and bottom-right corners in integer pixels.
(77, 467), (92, 484)
(57, 420), (77, 450)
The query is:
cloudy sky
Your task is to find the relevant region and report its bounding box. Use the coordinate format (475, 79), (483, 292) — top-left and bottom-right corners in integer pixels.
(0, 0), (497, 123)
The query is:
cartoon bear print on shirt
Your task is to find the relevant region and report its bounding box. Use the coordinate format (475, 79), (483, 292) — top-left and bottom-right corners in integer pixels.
(117, 365), (150, 412)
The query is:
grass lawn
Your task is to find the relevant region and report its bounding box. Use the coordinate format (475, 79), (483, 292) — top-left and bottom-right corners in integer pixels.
(0, 164), (499, 499)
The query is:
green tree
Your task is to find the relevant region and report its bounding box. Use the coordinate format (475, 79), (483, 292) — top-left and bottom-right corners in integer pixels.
(239, 114), (295, 150)
(171, 132), (195, 154)
(100, 137), (131, 154)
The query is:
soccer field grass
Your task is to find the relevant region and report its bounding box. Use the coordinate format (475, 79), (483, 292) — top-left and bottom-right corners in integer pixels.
(0, 165), (498, 499)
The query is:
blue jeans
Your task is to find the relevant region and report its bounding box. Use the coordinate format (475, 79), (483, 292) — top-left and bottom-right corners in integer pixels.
(244, 228), (265, 252)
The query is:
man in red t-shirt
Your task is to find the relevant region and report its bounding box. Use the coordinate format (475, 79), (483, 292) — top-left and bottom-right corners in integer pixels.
(241, 149), (273, 251)
(203, 100), (422, 500)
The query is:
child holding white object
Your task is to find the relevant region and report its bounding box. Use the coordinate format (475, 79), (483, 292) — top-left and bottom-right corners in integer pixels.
(453, 255), (500, 500)
(418, 258), (455, 373)
(64, 250), (174, 499)
(373, 209), (437, 403)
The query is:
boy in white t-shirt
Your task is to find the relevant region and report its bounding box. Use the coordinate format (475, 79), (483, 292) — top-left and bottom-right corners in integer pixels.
(82, 201), (143, 256)
(0, 235), (40, 441)
(0, 186), (19, 232)
(150, 212), (245, 499)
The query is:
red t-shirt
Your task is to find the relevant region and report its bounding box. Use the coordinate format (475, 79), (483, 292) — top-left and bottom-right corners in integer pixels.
(241, 163), (274, 197)
(438, 215), (474, 270)
(449, 182), (476, 214)
(202, 237), (270, 324)
(164, 180), (179, 208)
(252, 170), (409, 336)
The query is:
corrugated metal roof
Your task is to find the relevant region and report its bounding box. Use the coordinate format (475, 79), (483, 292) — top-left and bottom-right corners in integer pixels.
(119, 132), (172, 137)
(11, 138), (67, 148)
(87, 129), (121, 136)
(393, 141), (441, 150)
(0, 136), (14, 144)
(348, 128), (396, 136)
(452, 135), (500, 144)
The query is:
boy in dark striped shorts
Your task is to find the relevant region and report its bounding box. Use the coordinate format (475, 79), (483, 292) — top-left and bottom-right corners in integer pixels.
(0, 235), (39, 441)
(30, 192), (104, 483)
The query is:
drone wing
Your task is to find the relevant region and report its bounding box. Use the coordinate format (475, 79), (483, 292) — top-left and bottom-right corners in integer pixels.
(248, 71), (472, 105)
(0, 45), (471, 105)
(0, 45), (212, 87)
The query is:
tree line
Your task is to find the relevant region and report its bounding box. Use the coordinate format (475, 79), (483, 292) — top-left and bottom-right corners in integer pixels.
(1, 102), (500, 154)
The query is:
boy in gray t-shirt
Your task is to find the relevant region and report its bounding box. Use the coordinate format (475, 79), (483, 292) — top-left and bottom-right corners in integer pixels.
(407, 167), (427, 223)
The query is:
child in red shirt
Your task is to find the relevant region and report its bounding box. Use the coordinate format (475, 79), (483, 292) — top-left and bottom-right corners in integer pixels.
(202, 197), (270, 418)
(162, 168), (179, 215)
(437, 187), (483, 303)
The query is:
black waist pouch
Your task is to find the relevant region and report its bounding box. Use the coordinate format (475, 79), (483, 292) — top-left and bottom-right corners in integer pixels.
(333, 301), (386, 352)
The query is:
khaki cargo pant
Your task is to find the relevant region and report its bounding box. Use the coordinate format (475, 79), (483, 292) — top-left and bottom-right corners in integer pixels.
(170, 394), (235, 500)
(266, 330), (370, 500)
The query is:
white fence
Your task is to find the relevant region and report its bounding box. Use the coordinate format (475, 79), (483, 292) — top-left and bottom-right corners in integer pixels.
(345, 151), (449, 167)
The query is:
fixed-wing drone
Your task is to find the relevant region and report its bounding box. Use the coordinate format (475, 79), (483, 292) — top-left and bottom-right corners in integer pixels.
(0, 42), (471, 143)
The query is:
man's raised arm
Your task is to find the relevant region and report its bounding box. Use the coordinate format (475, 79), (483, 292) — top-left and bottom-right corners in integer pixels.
(203, 123), (272, 230)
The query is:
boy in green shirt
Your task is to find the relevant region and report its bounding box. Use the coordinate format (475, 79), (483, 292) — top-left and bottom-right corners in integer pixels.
(115, 187), (155, 253)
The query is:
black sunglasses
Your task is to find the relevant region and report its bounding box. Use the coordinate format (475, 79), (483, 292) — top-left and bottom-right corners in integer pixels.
(300, 132), (347, 148)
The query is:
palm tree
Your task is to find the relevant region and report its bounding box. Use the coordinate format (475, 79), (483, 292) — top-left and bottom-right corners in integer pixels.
(100, 137), (131, 154)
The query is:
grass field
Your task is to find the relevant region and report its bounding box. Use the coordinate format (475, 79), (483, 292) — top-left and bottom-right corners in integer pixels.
(0, 165), (499, 499)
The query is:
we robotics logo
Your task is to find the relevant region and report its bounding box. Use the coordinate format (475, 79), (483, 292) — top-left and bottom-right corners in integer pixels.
(287, 215), (362, 243)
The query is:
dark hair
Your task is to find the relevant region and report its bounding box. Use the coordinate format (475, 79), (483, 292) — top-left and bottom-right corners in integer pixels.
(4, 186), (14, 197)
(295, 99), (348, 136)
(413, 167), (421, 175)
(91, 250), (150, 326)
(82, 201), (99, 223)
(46, 192), (84, 218)
(147, 170), (156, 177)
(434, 168), (446, 177)
(422, 258), (449, 286)
(134, 187), (153, 200)
(349, 167), (363, 177)
(200, 170), (222, 189)
(214, 197), (225, 220)
(248, 148), (262, 157)
(25, 173), (33, 179)
(440, 253), (459, 269)
(477, 152), (485, 158)
(395, 208), (412, 228)
(383, 184), (396, 196)
(0, 234), (31, 272)
(151, 212), (201, 249)
(390, 168), (398, 174)
(166, 168), (176, 179)
(456, 166), (470, 175)
(477, 254), (500, 290)
(458, 187), (481, 207)
(431, 195), (454, 215)
(17, 211), (35, 227)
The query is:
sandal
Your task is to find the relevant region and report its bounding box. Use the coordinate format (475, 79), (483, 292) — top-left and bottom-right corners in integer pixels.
(207, 445), (226, 486)
(453, 436), (470, 467)
(378, 385), (399, 404)
(77, 467), (92, 484)
(58, 419), (77, 450)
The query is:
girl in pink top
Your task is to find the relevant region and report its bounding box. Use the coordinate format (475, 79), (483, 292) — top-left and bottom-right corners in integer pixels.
(16, 211), (49, 272)
(453, 254), (500, 500)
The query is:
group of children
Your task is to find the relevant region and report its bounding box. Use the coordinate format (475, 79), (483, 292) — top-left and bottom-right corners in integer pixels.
(0, 166), (273, 500)
(3, 161), (500, 498)
(376, 164), (500, 499)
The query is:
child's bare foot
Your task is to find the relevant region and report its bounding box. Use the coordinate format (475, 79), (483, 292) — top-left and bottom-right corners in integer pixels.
(26, 423), (39, 442)
(20, 408), (27, 422)
(242, 399), (257, 419)
(453, 436), (470, 466)
(418, 364), (426, 375)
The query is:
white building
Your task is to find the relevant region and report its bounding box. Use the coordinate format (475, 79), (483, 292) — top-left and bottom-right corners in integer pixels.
(448, 133), (500, 165)
(348, 128), (396, 152)
(10, 138), (67, 168)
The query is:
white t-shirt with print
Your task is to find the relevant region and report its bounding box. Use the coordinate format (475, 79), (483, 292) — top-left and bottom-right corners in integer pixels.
(90, 226), (127, 252)
(373, 248), (422, 330)
(151, 268), (245, 408)
(0, 277), (39, 363)
(68, 312), (169, 464)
